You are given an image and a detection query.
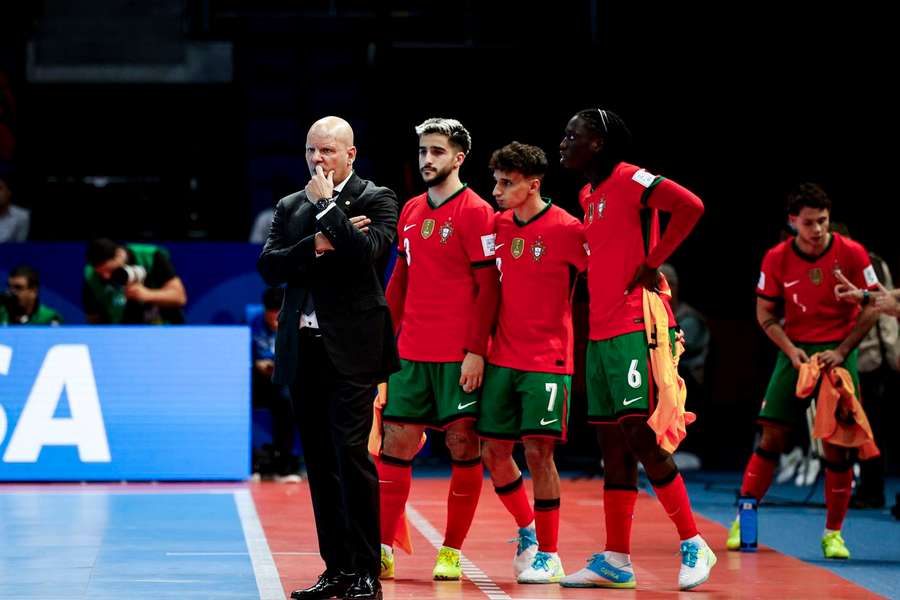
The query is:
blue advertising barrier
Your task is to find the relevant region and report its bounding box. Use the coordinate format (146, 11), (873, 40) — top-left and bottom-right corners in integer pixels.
(0, 327), (249, 481)
(0, 242), (267, 325)
(0, 242), (399, 325)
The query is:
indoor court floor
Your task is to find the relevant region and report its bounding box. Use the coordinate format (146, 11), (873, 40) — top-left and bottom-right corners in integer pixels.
(1, 474), (896, 599)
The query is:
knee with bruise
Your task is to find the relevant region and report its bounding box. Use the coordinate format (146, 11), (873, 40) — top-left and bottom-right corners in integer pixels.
(382, 424), (422, 460)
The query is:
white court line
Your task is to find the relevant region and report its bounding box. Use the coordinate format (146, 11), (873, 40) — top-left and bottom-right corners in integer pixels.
(133, 578), (208, 584)
(234, 489), (286, 600)
(167, 552), (250, 556)
(406, 504), (512, 600)
(167, 551), (319, 557)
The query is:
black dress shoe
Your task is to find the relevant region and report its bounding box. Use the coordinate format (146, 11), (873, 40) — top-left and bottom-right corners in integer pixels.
(291, 571), (356, 600)
(344, 573), (382, 600)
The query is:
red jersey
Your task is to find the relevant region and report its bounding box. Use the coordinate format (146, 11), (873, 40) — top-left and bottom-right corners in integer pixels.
(489, 202), (588, 374)
(581, 162), (681, 340)
(395, 185), (496, 361)
(756, 233), (877, 343)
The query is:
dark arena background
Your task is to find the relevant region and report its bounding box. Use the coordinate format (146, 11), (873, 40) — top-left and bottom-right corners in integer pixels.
(0, 2), (897, 599)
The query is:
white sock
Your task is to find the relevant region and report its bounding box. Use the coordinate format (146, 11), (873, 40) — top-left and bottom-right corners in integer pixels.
(603, 551), (632, 569)
(381, 544), (393, 557)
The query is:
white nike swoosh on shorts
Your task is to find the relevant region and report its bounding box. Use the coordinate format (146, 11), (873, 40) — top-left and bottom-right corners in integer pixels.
(622, 396), (643, 406)
(458, 401), (478, 410)
(540, 418), (559, 426)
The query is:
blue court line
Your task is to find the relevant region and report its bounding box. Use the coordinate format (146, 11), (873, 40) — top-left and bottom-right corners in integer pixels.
(0, 489), (277, 600)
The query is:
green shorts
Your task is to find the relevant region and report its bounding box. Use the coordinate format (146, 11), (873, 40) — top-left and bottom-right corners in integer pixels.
(476, 364), (571, 441)
(759, 343), (859, 427)
(383, 359), (479, 429)
(586, 329), (674, 423)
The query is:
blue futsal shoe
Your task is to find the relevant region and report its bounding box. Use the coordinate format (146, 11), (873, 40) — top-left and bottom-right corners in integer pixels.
(559, 552), (636, 589)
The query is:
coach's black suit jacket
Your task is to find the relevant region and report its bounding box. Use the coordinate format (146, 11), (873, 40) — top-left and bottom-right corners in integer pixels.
(257, 172), (399, 578)
(257, 173), (400, 385)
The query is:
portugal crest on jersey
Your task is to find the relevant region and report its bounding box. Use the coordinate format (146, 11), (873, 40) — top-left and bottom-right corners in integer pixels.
(531, 237), (546, 262)
(511, 237), (525, 259)
(421, 219), (435, 239)
(439, 219), (454, 244)
(808, 267), (823, 286)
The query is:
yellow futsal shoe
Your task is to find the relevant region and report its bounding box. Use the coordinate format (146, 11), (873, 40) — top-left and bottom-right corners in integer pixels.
(432, 546), (462, 580)
(380, 545), (394, 579)
(821, 531), (850, 559)
(726, 518), (741, 551)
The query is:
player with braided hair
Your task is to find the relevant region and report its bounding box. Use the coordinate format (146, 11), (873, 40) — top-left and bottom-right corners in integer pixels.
(558, 108), (715, 591)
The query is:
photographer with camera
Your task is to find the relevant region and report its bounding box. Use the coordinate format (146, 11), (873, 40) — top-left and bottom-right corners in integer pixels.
(83, 238), (187, 325)
(0, 265), (62, 325)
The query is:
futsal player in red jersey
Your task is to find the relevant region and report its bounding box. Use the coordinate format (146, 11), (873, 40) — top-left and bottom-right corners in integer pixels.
(727, 183), (879, 559)
(378, 118), (498, 581)
(557, 108), (715, 591)
(477, 142), (587, 583)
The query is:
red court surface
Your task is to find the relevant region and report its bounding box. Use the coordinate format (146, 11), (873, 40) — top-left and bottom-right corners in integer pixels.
(252, 478), (882, 599)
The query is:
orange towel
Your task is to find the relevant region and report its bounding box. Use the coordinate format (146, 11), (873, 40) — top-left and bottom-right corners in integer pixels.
(796, 357), (879, 460)
(368, 382), (426, 555)
(643, 286), (696, 453)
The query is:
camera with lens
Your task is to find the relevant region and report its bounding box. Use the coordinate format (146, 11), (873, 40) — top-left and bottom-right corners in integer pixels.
(110, 264), (147, 286)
